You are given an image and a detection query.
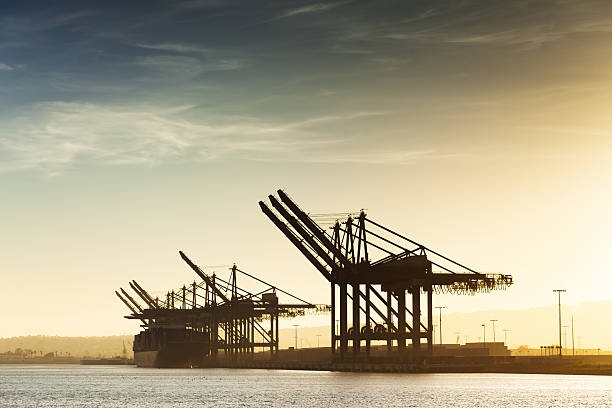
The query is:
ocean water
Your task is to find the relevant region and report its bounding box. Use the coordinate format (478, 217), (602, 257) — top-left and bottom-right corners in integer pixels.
(1, 365), (612, 407)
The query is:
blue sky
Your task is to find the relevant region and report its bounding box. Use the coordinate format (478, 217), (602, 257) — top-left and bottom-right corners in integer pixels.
(1, 0), (611, 341)
(2, 0), (611, 172)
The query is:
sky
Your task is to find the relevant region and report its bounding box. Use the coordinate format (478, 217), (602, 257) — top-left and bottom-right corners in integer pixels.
(0, 0), (611, 342)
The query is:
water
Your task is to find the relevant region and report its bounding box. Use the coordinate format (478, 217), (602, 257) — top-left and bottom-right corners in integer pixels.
(2, 365), (612, 407)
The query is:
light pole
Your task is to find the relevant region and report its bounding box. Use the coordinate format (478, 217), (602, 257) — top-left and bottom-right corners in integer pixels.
(433, 324), (438, 345)
(490, 320), (498, 342)
(481, 323), (486, 346)
(553, 289), (566, 356)
(292, 324), (299, 349)
(436, 306), (446, 345)
(503, 329), (510, 346)
(562, 325), (569, 353)
(316, 334), (321, 348)
(571, 316), (575, 357)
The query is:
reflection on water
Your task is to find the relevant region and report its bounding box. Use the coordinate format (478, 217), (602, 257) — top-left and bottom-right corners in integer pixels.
(1, 365), (612, 407)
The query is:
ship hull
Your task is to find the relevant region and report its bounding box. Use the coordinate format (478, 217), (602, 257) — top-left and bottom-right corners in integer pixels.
(133, 327), (211, 368)
(134, 342), (209, 368)
(134, 350), (160, 368)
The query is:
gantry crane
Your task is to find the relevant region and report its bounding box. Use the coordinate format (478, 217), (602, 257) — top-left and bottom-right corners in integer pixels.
(116, 250), (327, 367)
(260, 189), (513, 362)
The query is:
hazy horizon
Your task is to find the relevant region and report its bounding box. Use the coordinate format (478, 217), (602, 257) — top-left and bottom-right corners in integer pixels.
(4, 299), (612, 351)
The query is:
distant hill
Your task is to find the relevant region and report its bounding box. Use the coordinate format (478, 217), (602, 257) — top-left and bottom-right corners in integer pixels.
(0, 335), (133, 358)
(3, 300), (611, 356)
(437, 300), (612, 350)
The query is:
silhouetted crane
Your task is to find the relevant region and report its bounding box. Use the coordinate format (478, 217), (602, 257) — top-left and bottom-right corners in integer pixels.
(260, 189), (512, 361)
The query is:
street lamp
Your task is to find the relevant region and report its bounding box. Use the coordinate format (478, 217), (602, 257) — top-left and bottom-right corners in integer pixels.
(292, 324), (299, 349)
(553, 289), (566, 356)
(571, 316), (575, 357)
(503, 329), (510, 346)
(481, 323), (486, 346)
(436, 306), (446, 345)
(490, 320), (498, 343)
(316, 334), (321, 348)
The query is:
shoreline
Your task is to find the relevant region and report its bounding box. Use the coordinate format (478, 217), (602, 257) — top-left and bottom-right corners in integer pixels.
(207, 359), (612, 376)
(4, 362), (612, 376)
(6, 358), (612, 377)
(6, 351), (612, 376)
(0, 357), (81, 365)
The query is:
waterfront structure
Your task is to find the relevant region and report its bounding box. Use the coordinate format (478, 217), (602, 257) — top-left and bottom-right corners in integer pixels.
(116, 251), (326, 367)
(260, 190), (513, 362)
(116, 189), (513, 367)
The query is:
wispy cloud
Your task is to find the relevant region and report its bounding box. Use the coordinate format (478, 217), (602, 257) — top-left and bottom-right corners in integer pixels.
(307, 149), (455, 164)
(0, 63), (15, 71)
(132, 43), (246, 77)
(330, 1), (612, 54)
(250, 149), (458, 164)
(0, 102), (351, 173)
(280, 2), (343, 18)
(273, 111), (389, 131)
(0, 9), (96, 37)
(268, 0), (350, 22)
(174, 0), (238, 10)
(131, 54), (244, 83)
(516, 125), (611, 138)
(0, 102), (428, 173)
(135, 43), (214, 55)
(445, 28), (565, 48)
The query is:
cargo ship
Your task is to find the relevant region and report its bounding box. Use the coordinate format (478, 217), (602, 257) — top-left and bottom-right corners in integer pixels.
(133, 327), (210, 368)
(116, 251), (318, 369)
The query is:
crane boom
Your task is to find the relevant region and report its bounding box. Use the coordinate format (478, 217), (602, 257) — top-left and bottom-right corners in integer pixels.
(268, 195), (339, 272)
(115, 291), (147, 325)
(277, 189), (351, 266)
(179, 251), (231, 304)
(259, 201), (333, 282)
(129, 281), (158, 309)
(120, 288), (143, 312)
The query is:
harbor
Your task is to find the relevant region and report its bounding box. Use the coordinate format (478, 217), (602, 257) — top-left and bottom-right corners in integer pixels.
(111, 189), (598, 375)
